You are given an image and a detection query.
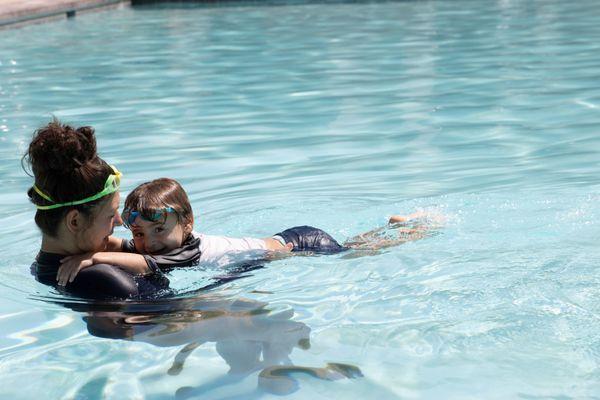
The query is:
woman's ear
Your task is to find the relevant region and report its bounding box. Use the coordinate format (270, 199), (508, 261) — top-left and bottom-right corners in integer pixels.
(64, 209), (83, 234)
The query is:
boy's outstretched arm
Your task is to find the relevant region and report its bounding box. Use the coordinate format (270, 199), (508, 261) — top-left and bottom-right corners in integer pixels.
(57, 252), (150, 286)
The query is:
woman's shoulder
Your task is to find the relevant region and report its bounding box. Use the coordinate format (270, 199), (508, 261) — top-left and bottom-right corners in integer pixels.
(32, 251), (62, 284)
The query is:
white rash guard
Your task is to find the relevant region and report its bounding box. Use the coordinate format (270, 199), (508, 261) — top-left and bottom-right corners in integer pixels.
(194, 232), (269, 268)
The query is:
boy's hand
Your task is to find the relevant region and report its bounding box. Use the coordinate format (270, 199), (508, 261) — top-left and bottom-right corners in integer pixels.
(57, 253), (96, 286)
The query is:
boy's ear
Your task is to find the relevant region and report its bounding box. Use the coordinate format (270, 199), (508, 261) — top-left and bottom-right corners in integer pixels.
(183, 219), (193, 236)
(65, 209), (83, 234)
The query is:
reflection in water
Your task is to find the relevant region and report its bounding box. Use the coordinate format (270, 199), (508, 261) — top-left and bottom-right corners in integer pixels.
(258, 363), (364, 396)
(44, 294), (362, 396)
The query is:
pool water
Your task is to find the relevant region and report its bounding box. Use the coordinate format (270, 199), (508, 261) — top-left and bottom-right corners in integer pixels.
(1, 0), (600, 398)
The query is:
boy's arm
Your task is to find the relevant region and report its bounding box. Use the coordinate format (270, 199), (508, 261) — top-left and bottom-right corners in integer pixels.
(57, 252), (150, 286)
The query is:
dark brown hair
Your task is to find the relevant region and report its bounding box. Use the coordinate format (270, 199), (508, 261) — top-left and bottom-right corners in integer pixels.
(23, 119), (114, 236)
(123, 178), (193, 229)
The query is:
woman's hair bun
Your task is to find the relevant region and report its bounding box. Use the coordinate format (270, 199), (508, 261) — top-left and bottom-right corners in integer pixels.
(28, 119), (99, 175)
(24, 118), (113, 237)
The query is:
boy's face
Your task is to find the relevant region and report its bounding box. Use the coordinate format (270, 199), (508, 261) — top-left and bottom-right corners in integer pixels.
(130, 213), (190, 254)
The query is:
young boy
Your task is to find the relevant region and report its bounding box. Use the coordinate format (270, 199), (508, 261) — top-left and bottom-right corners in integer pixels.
(57, 178), (433, 286)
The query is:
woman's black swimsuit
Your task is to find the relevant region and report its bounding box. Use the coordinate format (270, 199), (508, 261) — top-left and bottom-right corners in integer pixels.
(33, 251), (171, 300)
(32, 226), (346, 300)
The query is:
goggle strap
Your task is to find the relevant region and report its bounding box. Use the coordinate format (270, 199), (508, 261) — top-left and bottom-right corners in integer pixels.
(33, 167), (121, 210)
(32, 185), (54, 202)
(110, 165), (121, 181)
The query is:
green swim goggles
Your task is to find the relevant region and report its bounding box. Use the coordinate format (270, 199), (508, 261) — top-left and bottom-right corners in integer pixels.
(32, 166), (122, 210)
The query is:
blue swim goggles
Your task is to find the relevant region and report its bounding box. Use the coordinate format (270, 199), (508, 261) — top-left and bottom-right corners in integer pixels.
(121, 207), (175, 229)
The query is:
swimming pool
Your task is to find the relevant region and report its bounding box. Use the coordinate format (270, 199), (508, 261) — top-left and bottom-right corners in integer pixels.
(1, 0), (600, 398)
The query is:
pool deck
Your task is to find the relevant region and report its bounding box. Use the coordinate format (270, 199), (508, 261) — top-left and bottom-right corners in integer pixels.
(0, 0), (130, 28)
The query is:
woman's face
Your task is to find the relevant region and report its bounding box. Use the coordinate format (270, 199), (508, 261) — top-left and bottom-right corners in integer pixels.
(77, 192), (122, 253)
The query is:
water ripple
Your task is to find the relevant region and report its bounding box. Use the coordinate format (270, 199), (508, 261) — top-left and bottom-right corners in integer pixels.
(2, 0), (600, 398)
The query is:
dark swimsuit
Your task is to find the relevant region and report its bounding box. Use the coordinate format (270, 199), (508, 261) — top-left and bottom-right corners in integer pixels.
(121, 233), (202, 271)
(32, 226), (346, 300)
(32, 251), (171, 300)
(274, 226), (348, 254)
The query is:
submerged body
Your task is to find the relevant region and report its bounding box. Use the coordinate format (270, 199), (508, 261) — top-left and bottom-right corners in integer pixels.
(33, 225), (349, 300)
(33, 251), (171, 299)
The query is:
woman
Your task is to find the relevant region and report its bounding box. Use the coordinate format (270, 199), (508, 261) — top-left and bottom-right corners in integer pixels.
(25, 119), (170, 299)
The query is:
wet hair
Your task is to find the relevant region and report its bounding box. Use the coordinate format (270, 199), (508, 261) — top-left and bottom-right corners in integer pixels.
(23, 119), (114, 237)
(123, 178), (193, 230)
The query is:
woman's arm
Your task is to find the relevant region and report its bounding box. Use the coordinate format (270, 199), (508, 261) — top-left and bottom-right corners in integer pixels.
(106, 236), (125, 252)
(57, 252), (150, 286)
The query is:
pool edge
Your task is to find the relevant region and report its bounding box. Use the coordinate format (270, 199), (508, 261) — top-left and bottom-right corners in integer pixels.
(0, 0), (131, 30)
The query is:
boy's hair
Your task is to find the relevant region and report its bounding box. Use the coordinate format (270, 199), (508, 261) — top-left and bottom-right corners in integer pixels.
(124, 178), (193, 229)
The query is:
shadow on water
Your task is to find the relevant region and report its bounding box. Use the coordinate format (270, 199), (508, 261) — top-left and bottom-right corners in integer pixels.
(37, 292), (363, 397)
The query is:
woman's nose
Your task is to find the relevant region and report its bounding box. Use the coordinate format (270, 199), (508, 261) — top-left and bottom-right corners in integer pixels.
(114, 211), (123, 226)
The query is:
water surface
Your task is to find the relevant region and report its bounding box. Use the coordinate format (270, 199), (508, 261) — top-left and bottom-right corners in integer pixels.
(1, 1), (599, 398)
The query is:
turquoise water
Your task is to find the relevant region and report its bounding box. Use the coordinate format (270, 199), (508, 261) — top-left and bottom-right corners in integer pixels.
(1, 0), (600, 398)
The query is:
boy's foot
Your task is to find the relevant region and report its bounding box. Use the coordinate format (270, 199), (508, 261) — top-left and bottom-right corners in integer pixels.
(388, 210), (427, 224)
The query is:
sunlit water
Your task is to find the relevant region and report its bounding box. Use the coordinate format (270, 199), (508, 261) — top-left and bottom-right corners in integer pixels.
(1, 1), (600, 398)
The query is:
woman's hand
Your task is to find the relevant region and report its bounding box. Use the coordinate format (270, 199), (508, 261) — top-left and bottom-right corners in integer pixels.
(57, 253), (96, 286)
